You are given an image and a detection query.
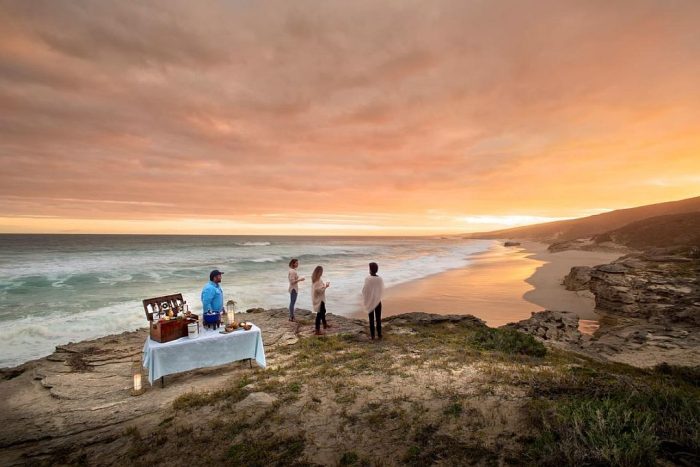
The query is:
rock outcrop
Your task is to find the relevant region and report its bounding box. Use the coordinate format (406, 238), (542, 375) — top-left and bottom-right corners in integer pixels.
(584, 318), (700, 368)
(562, 266), (593, 291)
(504, 241), (521, 247)
(503, 310), (582, 344)
(384, 312), (486, 328)
(588, 250), (700, 325)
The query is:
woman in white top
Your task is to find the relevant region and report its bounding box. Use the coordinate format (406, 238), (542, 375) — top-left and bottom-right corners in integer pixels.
(311, 265), (331, 335)
(288, 258), (305, 322)
(362, 262), (385, 339)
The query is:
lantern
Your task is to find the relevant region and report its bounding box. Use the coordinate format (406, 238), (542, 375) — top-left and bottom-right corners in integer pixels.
(131, 361), (145, 396)
(225, 300), (236, 325)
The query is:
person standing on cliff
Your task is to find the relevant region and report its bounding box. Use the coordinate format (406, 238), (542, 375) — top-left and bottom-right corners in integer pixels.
(311, 265), (331, 335)
(362, 262), (385, 340)
(288, 258), (305, 322)
(201, 269), (224, 315)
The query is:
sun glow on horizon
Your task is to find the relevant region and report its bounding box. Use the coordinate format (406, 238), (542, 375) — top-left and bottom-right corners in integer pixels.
(0, 209), (633, 236)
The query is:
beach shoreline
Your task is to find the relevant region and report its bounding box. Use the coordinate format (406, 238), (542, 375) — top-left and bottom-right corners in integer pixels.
(374, 240), (622, 327)
(0, 239), (622, 371)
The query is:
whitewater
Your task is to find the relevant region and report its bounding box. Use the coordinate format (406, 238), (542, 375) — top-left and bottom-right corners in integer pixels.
(0, 235), (494, 367)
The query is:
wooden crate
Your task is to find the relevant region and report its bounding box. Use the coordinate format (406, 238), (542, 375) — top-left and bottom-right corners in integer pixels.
(143, 293), (198, 343)
(150, 318), (189, 343)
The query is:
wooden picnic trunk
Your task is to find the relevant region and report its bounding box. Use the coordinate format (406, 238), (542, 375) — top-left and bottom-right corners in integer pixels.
(150, 318), (189, 343)
(143, 293), (198, 343)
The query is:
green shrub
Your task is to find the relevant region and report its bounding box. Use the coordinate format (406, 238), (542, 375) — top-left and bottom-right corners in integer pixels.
(653, 362), (700, 387)
(338, 451), (360, 465)
(443, 401), (463, 417)
(537, 397), (658, 466)
(528, 382), (700, 466)
(288, 381), (302, 393)
(173, 384), (248, 410)
(468, 327), (546, 357)
(227, 435), (306, 466)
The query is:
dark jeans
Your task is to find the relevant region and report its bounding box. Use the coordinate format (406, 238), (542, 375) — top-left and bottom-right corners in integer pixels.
(315, 301), (328, 331)
(369, 302), (382, 338)
(289, 289), (297, 319)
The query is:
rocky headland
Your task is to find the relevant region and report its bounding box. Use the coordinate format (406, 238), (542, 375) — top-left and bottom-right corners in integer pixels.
(498, 205), (700, 370)
(543, 246), (700, 367)
(588, 248), (700, 325)
(1, 305), (698, 466)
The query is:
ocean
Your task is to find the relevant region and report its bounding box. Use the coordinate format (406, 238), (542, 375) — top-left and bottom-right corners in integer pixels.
(0, 235), (494, 367)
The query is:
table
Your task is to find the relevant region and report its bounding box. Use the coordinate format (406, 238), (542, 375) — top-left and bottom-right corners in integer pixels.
(142, 323), (266, 385)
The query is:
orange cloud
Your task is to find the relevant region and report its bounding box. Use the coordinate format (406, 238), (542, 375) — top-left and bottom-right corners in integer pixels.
(0, 0), (699, 234)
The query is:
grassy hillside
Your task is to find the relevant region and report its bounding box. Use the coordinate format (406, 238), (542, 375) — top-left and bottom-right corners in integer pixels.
(101, 319), (699, 467)
(593, 211), (700, 249)
(464, 195), (700, 242)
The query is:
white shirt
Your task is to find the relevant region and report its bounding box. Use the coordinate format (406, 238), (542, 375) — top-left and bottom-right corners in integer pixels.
(312, 279), (328, 312)
(362, 275), (384, 312)
(288, 268), (299, 293)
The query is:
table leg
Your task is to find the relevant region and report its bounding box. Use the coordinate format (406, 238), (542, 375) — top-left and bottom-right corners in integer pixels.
(249, 358), (252, 368)
(160, 376), (165, 388)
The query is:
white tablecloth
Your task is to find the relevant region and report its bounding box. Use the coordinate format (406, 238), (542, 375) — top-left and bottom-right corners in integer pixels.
(142, 323), (266, 384)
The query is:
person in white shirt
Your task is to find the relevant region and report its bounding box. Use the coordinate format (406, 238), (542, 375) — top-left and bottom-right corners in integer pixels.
(287, 258), (305, 322)
(311, 265), (331, 335)
(362, 262), (385, 340)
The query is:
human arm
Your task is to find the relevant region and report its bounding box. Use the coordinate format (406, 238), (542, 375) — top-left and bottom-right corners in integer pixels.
(313, 280), (328, 295)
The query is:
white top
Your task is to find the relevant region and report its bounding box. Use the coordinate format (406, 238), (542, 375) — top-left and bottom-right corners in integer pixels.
(288, 268), (299, 293)
(312, 279), (328, 312)
(362, 275), (385, 312)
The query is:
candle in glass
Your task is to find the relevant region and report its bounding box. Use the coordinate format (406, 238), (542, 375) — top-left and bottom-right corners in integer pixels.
(226, 300), (236, 325)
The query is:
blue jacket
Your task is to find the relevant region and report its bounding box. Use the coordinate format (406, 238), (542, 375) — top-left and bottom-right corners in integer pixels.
(201, 281), (224, 313)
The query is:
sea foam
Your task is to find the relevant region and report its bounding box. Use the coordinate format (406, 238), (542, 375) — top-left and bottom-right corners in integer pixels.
(0, 236), (495, 367)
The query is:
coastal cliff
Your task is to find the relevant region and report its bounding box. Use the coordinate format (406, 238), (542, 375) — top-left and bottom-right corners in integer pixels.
(540, 246), (700, 369)
(589, 248), (700, 325)
(1, 309), (698, 466)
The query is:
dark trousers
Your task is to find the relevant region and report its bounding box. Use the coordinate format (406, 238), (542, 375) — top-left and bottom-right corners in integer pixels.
(315, 301), (328, 331)
(369, 302), (382, 338)
(289, 289), (297, 319)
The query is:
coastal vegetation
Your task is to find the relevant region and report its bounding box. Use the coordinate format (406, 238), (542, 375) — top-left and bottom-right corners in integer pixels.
(117, 318), (699, 466)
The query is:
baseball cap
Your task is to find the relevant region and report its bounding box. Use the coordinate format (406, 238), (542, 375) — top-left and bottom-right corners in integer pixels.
(209, 269), (224, 280)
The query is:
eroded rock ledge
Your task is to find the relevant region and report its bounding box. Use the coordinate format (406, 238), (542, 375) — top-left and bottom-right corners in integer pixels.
(545, 247), (700, 368)
(503, 310), (581, 344)
(589, 249), (700, 325)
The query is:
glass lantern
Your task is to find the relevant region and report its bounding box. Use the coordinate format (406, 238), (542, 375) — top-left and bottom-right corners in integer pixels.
(131, 361), (145, 396)
(225, 300), (236, 325)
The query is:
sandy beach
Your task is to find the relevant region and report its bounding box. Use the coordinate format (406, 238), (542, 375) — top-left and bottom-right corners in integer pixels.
(376, 241), (622, 327)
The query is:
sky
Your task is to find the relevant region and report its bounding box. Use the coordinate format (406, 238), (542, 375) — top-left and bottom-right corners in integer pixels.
(1, 0), (699, 235)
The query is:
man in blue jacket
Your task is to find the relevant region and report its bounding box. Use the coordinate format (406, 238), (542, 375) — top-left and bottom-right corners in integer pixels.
(201, 269), (224, 314)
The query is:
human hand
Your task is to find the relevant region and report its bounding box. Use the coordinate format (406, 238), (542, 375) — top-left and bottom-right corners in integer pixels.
(325, 281), (330, 288)
(299, 277), (306, 281)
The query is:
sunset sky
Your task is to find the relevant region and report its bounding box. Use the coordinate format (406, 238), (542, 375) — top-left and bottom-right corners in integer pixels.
(1, 0), (699, 235)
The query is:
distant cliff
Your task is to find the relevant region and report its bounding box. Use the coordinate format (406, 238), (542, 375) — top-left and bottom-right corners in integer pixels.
(464, 195), (700, 243)
(592, 212), (700, 249)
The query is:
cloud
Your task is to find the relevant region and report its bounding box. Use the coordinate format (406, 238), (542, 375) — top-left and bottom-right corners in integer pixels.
(0, 0), (699, 233)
